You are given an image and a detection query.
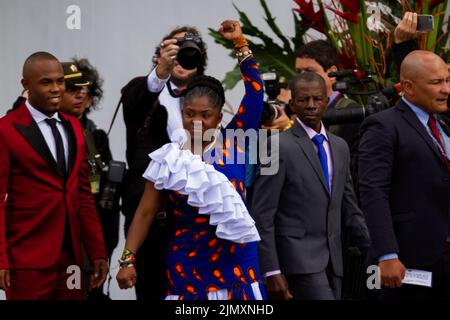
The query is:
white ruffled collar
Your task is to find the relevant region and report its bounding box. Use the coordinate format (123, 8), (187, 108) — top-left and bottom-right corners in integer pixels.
(142, 142), (260, 244)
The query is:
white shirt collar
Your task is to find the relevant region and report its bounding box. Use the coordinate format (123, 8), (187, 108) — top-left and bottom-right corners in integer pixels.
(25, 100), (61, 123)
(296, 117), (329, 141)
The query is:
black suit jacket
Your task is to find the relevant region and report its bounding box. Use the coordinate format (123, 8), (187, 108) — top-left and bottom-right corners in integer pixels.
(359, 99), (450, 266)
(120, 76), (171, 232)
(121, 77), (170, 198)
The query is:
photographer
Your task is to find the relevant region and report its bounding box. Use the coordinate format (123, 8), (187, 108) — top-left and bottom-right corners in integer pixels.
(121, 26), (207, 300)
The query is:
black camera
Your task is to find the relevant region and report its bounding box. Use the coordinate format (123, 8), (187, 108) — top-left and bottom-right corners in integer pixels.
(322, 92), (390, 125)
(322, 69), (395, 126)
(175, 33), (203, 70)
(260, 71), (289, 126)
(98, 160), (126, 211)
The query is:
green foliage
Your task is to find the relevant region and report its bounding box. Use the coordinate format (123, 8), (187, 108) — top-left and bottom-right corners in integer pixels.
(208, 0), (306, 90)
(210, 0), (449, 90)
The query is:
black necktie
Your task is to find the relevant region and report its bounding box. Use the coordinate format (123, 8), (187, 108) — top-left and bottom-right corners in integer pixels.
(45, 118), (72, 249)
(45, 118), (67, 177)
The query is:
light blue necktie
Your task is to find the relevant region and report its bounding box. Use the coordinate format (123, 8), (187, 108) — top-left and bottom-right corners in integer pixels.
(311, 134), (330, 193)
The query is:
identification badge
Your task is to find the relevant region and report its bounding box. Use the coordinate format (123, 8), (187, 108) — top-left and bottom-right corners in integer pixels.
(89, 174), (101, 194)
(402, 269), (432, 287)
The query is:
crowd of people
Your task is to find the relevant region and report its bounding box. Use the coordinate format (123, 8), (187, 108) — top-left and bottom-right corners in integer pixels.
(0, 12), (449, 301)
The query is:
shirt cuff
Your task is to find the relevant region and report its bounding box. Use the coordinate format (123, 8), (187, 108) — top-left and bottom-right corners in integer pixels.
(378, 253), (398, 263)
(147, 67), (169, 93)
(264, 270), (282, 278)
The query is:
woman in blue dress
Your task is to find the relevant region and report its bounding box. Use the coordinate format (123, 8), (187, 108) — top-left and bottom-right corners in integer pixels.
(117, 20), (265, 300)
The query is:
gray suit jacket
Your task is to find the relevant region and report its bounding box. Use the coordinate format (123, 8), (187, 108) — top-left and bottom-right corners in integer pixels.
(251, 121), (369, 277)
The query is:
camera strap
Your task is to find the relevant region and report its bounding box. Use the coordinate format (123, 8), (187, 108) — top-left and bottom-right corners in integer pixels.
(106, 95), (123, 138)
(167, 81), (184, 98)
(83, 128), (105, 170)
(82, 128), (104, 195)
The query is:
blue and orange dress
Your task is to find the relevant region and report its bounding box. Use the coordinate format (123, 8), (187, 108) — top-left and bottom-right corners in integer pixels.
(143, 57), (265, 300)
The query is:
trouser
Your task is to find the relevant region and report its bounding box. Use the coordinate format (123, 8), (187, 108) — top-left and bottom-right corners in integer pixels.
(286, 263), (342, 300)
(6, 249), (83, 300)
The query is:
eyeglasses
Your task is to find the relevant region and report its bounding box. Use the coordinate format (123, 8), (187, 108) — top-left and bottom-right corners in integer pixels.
(66, 86), (89, 95)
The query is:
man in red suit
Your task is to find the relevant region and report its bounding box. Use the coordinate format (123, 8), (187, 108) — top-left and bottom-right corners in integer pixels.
(0, 51), (108, 300)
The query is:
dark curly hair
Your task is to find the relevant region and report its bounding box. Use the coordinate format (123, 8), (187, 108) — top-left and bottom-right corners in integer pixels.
(152, 26), (208, 76)
(184, 75), (225, 110)
(71, 57), (104, 109)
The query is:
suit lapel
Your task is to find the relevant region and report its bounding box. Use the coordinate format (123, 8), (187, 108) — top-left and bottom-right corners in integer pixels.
(328, 133), (341, 199)
(14, 118), (62, 178)
(12, 105), (73, 180)
(291, 121), (330, 195)
(397, 100), (444, 164)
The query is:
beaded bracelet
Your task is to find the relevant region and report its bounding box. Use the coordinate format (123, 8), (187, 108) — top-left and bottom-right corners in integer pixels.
(119, 248), (136, 269)
(233, 37), (249, 49)
(235, 49), (253, 58)
(236, 49), (253, 63)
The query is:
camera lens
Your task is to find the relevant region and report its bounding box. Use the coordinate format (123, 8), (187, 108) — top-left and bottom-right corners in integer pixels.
(177, 46), (202, 70)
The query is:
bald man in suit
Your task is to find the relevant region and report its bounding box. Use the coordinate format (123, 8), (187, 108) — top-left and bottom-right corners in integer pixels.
(359, 51), (450, 299)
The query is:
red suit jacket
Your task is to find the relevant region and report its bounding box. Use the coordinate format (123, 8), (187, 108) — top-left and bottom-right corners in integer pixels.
(0, 103), (107, 270)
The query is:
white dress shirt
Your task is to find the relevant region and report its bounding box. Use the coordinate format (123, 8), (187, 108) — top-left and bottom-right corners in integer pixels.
(26, 101), (69, 166)
(297, 118), (334, 189)
(147, 68), (186, 143)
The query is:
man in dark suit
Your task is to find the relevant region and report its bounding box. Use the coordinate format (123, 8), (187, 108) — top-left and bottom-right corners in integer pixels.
(252, 71), (370, 300)
(0, 52), (108, 299)
(359, 50), (450, 299)
(295, 40), (361, 165)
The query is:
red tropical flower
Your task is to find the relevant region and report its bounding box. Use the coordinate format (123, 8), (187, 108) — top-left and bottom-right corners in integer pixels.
(338, 52), (356, 70)
(340, 0), (360, 12)
(325, 4), (359, 24)
(293, 0), (326, 33)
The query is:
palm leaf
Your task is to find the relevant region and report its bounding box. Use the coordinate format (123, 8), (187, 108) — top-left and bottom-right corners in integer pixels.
(260, 0), (294, 54)
(209, 1), (301, 90)
(292, 10), (309, 52)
